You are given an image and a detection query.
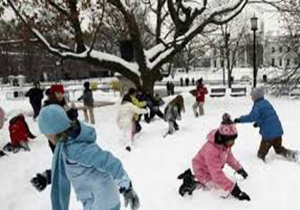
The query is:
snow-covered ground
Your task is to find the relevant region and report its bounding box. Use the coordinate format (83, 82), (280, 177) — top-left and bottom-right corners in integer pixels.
(1, 86), (300, 210)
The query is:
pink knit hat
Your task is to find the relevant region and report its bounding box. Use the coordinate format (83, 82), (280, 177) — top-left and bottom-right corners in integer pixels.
(218, 113), (237, 137)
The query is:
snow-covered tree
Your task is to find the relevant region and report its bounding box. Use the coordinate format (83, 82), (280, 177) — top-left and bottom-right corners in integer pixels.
(2, 0), (249, 92)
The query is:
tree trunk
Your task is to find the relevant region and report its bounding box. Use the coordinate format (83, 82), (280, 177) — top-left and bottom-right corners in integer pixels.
(141, 72), (155, 93)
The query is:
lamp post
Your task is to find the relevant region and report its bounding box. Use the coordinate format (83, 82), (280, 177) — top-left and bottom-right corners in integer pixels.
(225, 33), (231, 88)
(251, 15), (258, 88)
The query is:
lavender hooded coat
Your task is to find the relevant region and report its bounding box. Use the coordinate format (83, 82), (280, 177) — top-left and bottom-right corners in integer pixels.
(192, 129), (242, 192)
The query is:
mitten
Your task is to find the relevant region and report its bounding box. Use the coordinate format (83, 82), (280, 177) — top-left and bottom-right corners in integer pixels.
(231, 184), (250, 201)
(237, 168), (248, 179)
(31, 170), (51, 192)
(234, 118), (240, 124)
(121, 184), (140, 210)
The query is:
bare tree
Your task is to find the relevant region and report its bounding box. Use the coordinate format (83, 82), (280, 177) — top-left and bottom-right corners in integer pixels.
(2, 0), (249, 92)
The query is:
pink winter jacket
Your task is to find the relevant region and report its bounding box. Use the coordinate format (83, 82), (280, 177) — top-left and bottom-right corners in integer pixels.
(192, 129), (242, 192)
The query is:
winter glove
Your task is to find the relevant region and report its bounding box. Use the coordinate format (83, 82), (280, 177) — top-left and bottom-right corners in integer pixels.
(120, 184), (140, 210)
(31, 170), (51, 192)
(230, 184), (250, 201)
(237, 168), (248, 179)
(234, 118), (240, 124)
(253, 122), (258, 128)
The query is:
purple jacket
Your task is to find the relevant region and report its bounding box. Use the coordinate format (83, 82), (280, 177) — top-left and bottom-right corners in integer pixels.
(192, 129), (242, 192)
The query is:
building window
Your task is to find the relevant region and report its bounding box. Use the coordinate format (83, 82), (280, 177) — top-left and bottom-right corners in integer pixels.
(279, 58), (282, 66)
(287, 47), (290, 52)
(279, 47), (283, 53)
(272, 47), (275, 53)
(214, 60), (217, 68)
(272, 58), (275, 66)
(221, 60), (224, 68)
(287, 58), (290, 67)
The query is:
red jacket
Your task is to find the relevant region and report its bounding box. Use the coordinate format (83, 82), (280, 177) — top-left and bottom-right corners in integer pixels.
(190, 84), (208, 102)
(9, 115), (34, 146)
(192, 129), (242, 192)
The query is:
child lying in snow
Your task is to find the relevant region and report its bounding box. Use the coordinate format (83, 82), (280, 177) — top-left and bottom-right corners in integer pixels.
(3, 114), (35, 153)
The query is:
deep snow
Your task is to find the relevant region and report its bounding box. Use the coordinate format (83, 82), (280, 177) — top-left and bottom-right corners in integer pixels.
(1, 85), (300, 210)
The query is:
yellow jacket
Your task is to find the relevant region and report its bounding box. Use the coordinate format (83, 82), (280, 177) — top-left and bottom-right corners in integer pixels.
(130, 96), (147, 121)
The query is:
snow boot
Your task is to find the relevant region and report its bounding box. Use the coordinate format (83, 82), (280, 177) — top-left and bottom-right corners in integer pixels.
(0, 150), (6, 157)
(178, 169), (199, 196)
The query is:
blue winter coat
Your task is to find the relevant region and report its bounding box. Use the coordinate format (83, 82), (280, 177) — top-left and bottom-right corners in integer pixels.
(51, 121), (130, 210)
(238, 98), (283, 140)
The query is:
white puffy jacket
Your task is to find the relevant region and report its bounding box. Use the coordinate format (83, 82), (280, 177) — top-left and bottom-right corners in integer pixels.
(117, 102), (148, 129)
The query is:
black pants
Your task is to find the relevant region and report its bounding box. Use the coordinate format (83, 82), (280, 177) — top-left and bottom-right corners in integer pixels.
(149, 109), (164, 120)
(134, 121), (142, 134)
(30, 101), (42, 119)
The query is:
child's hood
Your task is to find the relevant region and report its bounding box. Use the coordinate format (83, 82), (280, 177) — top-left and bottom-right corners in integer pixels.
(66, 121), (96, 145)
(207, 129), (218, 144)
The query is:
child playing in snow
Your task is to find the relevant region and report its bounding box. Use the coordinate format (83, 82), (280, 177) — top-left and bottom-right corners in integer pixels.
(31, 86), (78, 192)
(37, 104), (140, 210)
(78, 81), (95, 124)
(234, 87), (298, 162)
(190, 78), (208, 117)
(117, 95), (148, 152)
(178, 113), (250, 201)
(3, 114), (36, 153)
(164, 95), (185, 135)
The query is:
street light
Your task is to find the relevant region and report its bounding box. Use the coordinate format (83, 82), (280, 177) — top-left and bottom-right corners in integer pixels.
(225, 33), (231, 88)
(251, 15), (258, 88)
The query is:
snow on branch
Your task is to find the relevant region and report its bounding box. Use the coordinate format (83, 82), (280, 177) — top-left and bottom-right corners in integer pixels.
(208, 0), (248, 25)
(32, 29), (140, 76)
(148, 47), (174, 69)
(89, 50), (140, 75)
(181, 0), (206, 15)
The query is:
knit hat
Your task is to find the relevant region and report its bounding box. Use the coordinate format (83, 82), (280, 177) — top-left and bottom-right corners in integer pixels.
(50, 84), (64, 95)
(38, 105), (70, 135)
(251, 87), (264, 101)
(218, 113), (238, 141)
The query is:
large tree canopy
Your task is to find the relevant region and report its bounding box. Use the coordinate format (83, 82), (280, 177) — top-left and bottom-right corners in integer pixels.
(2, 0), (250, 91)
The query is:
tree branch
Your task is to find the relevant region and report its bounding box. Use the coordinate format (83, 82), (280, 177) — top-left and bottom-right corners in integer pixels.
(88, 2), (106, 55)
(108, 0), (147, 74)
(46, 0), (70, 19)
(67, 0), (86, 53)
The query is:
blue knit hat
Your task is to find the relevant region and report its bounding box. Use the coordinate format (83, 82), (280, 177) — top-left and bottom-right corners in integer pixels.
(38, 105), (71, 134)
